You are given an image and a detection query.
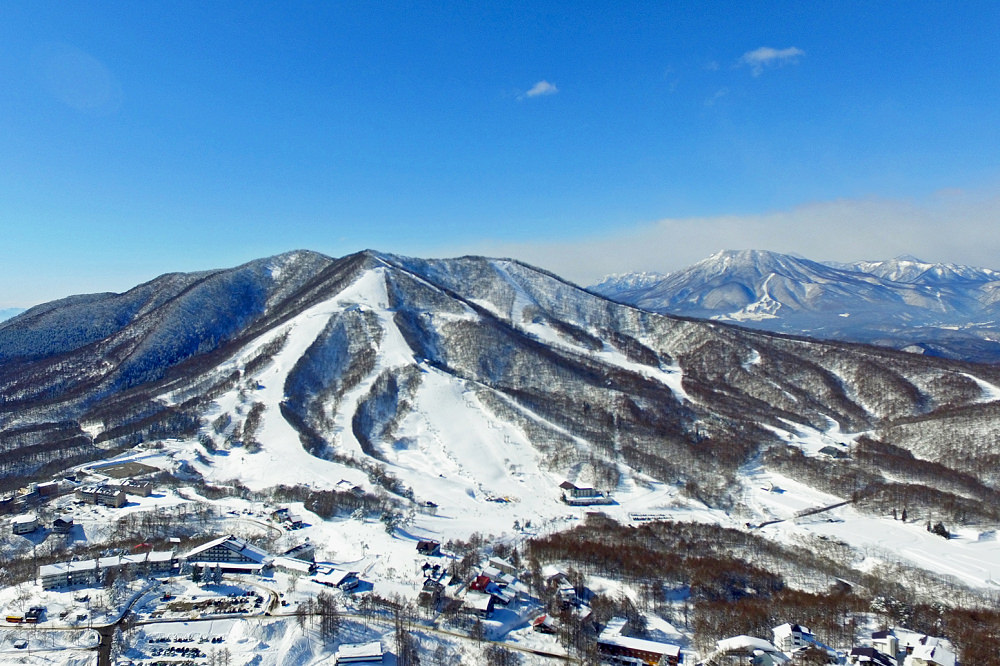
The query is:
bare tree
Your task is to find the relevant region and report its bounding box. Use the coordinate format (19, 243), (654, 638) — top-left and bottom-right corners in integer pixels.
(394, 597), (420, 665)
(316, 590), (340, 642)
(483, 644), (520, 665)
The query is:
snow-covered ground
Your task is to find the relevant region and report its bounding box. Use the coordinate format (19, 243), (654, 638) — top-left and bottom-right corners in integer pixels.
(5, 266), (1000, 665)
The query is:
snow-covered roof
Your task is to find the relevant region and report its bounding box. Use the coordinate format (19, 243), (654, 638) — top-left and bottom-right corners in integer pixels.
(541, 565), (567, 580)
(486, 583), (514, 604)
(39, 551), (175, 577)
(273, 556), (313, 573)
(598, 618), (680, 657)
(773, 622), (811, 637)
(488, 556), (515, 570)
(598, 634), (681, 657)
(716, 635), (783, 654)
(11, 514), (37, 524)
(464, 591), (494, 611)
(602, 617), (628, 637)
(184, 534), (271, 564)
(481, 565), (515, 584)
(909, 643), (956, 666)
(335, 640), (383, 663)
(850, 647), (895, 666)
(78, 484), (124, 495)
(314, 568), (356, 587)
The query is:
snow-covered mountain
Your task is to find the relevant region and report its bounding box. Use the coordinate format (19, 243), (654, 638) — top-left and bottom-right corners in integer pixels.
(591, 249), (1000, 362)
(840, 255), (1000, 285)
(3, 249), (1000, 527)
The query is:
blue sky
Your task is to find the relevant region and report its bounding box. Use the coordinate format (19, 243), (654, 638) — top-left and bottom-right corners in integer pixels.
(2, 1), (1000, 306)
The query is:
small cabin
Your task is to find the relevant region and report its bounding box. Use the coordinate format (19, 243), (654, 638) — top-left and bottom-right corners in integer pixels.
(464, 591), (495, 618)
(52, 517), (74, 534)
(416, 539), (441, 556)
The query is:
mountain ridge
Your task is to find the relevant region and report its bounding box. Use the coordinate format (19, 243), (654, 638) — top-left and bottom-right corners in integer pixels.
(3, 250), (1000, 522)
(591, 249), (1000, 362)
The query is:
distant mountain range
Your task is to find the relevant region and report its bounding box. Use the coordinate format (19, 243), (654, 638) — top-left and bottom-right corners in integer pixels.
(591, 249), (1000, 363)
(0, 308), (25, 323)
(2, 249), (1000, 528)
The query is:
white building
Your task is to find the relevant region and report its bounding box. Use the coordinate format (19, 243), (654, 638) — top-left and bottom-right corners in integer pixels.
(11, 514), (38, 535)
(39, 551), (177, 589)
(773, 623), (815, 653)
(313, 567), (359, 591)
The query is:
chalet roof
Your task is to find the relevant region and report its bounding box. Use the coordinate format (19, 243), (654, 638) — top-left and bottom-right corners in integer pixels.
(12, 514), (37, 525)
(716, 635), (784, 655)
(559, 480), (577, 490)
(469, 574), (491, 591)
(184, 534), (271, 564)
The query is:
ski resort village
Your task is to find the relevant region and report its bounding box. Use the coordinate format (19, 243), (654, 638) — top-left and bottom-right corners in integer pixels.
(2, 252), (1000, 665)
(1, 425), (997, 666)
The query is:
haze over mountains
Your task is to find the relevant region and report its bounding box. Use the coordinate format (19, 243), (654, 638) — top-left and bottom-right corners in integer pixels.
(0, 308), (25, 323)
(2, 249), (1000, 529)
(592, 249), (1000, 363)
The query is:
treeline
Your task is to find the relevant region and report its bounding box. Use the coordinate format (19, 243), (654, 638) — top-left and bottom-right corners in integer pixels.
(526, 515), (1000, 665)
(763, 443), (1000, 525)
(0, 421), (93, 484)
(852, 436), (1000, 506)
(528, 516), (784, 605)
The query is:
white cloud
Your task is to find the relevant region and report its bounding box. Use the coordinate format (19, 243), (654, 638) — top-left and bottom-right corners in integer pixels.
(739, 46), (805, 76)
(448, 187), (1000, 285)
(704, 87), (728, 106)
(521, 80), (558, 100)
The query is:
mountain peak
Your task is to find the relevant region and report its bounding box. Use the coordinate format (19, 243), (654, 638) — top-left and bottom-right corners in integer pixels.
(589, 249), (1000, 362)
